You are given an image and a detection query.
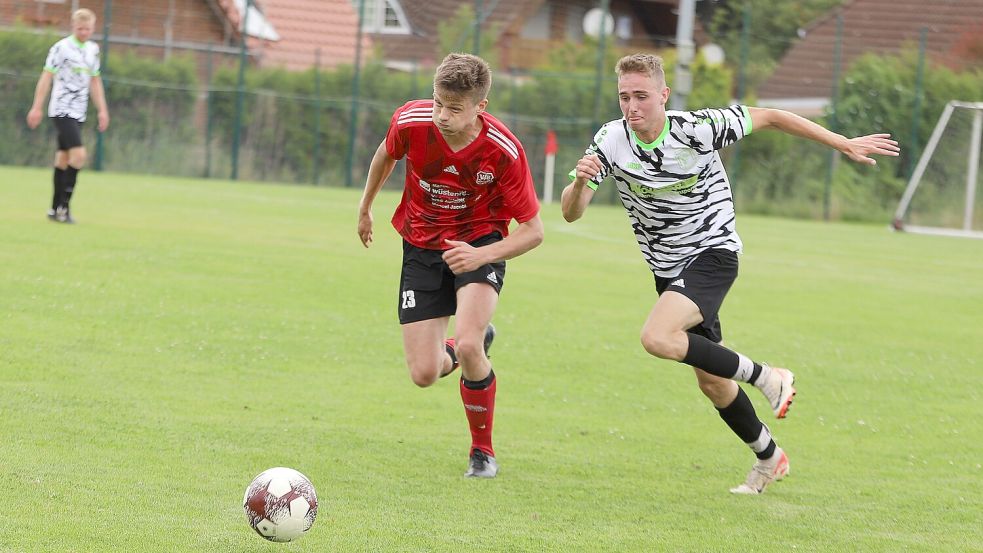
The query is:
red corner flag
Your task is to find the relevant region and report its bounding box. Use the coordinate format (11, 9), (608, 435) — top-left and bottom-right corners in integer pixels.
(545, 129), (558, 155)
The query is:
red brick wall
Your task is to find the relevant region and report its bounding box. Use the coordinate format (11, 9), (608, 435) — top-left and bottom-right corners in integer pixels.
(1, 0), (233, 49)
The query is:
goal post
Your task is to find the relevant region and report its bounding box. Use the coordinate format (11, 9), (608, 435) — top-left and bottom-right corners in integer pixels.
(893, 101), (983, 238)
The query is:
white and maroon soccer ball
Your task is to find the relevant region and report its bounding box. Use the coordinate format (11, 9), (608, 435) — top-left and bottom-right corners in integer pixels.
(243, 467), (318, 542)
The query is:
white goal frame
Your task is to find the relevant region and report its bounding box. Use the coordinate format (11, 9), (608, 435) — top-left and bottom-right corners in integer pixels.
(893, 101), (983, 238)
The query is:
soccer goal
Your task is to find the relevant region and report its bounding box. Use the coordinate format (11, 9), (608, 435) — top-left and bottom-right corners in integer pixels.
(893, 101), (983, 238)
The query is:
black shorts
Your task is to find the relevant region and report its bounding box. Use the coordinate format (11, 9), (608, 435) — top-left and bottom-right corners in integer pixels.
(398, 232), (506, 324)
(654, 248), (738, 343)
(52, 116), (84, 151)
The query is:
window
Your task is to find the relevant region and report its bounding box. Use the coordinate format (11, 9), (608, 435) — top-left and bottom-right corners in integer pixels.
(353, 0), (411, 34)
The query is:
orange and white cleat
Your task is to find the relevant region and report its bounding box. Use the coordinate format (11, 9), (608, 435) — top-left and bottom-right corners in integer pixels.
(757, 365), (796, 418)
(730, 447), (789, 495)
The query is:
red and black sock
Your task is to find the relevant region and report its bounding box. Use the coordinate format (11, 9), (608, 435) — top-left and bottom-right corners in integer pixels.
(460, 369), (496, 457)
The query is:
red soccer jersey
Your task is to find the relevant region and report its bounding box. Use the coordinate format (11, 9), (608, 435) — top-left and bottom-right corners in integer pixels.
(386, 99), (540, 250)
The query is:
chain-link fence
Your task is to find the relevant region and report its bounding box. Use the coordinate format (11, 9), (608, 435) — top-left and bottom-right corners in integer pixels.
(2, 0), (981, 222)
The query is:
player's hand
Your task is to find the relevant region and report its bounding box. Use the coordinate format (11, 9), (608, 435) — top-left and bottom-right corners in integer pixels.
(98, 110), (110, 132)
(26, 108), (42, 129)
(841, 133), (900, 166)
(574, 154), (603, 183)
(442, 239), (487, 274)
(357, 210), (373, 247)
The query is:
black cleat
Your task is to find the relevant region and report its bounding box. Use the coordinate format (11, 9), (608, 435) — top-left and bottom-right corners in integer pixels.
(464, 448), (498, 478)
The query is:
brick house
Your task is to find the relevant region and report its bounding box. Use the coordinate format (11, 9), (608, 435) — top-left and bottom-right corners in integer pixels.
(364, 0), (699, 71)
(759, 0), (983, 116)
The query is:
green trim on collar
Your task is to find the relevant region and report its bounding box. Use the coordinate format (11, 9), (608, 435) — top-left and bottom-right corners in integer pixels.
(70, 35), (85, 49)
(630, 117), (670, 150)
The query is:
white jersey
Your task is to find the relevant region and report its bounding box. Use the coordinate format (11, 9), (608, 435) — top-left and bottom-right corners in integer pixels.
(44, 36), (101, 122)
(580, 105), (752, 277)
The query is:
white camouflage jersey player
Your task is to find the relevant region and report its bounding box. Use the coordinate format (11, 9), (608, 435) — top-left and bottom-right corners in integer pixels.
(44, 35), (101, 122)
(563, 53), (899, 495)
(578, 105), (751, 278)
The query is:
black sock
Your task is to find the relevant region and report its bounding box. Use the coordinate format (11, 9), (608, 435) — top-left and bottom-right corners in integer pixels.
(52, 167), (67, 210)
(717, 387), (777, 460)
(462, 368), (495, 390)
(64, 166), (80, 206)
(682, 333), (759, 382)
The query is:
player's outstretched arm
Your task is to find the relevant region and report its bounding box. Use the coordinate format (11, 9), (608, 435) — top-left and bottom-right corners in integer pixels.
(561, 154), (601, 222)
(748, 107), (900, 165)
(442, 214), (544, 275)
(358, 140), (397, 248)
(26, 71), (53, 129)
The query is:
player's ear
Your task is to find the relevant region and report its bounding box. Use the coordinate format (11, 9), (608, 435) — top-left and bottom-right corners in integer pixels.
(476, 98), (488, 113)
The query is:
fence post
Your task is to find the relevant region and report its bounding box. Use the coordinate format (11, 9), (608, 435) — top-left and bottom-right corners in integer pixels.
(908, 27), (927, 181)
(591, 0), (610, 132)
(730, 1), (750, 194)
(670, 0), (696, 111)
(204, 43), (213, 178)
(93, 0), (111, 171)
(312, 48), (322, 185)
(823, 12), (843, 221)
(473, 0), (483, 55)
(231, 0), (252, 181)
(345, 0), (366, 187)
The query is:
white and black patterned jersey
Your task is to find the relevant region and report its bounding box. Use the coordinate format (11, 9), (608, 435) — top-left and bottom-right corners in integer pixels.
(578, 106), (752, 277)
(44, 36), (101, 122)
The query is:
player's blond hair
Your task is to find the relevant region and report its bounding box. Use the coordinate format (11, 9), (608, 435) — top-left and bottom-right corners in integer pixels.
(433, 53), (491, 104)
(616, 54), (666, 85)
(72, 8), (97, 24)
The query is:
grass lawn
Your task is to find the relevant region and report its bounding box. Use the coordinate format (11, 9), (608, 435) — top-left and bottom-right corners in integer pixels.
(1, 165), (982, 552)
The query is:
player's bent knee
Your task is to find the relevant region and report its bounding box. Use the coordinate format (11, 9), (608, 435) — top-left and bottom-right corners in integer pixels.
(409, 368), (439, 388)
(453, 335), (484, 365)
(640, 330), (679, 360)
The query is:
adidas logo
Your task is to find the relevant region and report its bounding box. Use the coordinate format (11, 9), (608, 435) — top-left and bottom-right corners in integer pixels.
(670, 278), (685, 288)
(486, 272), (498, 284)
(443, 165), (459, 174)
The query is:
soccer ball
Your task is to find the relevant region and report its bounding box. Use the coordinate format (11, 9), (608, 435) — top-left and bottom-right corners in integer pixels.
(243, 467), (318, 542)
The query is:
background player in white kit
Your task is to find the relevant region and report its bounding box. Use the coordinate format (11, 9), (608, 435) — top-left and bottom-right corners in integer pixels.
(26, 8), (109, 224)
(562, 54), (899, 494)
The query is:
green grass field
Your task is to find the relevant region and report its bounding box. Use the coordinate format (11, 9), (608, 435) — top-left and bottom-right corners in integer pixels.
(2, 165), (982, 552)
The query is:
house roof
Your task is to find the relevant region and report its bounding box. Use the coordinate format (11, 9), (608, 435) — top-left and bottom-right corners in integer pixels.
(256, 0), (373, 70)
(371, 0), (548, 67)
(759, 0), (983, 106)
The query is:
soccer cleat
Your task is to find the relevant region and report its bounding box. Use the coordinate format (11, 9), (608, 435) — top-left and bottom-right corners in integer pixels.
(756, 365), (796, 418)
(730, 447), (789, 495)
(441, 323), (496, 378)
(47, 209), (57, 222)
(464, 448), (498, 478)
(54, 206), (75, 224)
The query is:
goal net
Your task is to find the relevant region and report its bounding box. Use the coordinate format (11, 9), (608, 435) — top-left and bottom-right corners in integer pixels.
(893, 101), (983, 238)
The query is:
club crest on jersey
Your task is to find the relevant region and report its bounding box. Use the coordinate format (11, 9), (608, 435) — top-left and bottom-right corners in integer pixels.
(476, 171), (494, 185)
(675, 148), (698, 171)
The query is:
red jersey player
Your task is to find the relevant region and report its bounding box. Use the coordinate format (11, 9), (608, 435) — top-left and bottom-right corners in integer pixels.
(357, 53), (544, 478)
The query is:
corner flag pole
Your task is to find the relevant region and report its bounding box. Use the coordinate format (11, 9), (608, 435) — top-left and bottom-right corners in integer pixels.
(543, 129), (558, 203)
